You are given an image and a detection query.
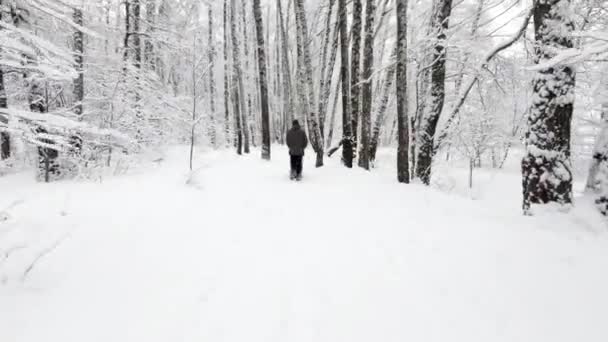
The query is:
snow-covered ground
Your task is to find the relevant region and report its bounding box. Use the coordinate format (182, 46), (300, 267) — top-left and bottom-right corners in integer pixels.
(1, 146), (607, 342)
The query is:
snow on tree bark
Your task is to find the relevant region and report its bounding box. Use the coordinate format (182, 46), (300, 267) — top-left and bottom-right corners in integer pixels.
(350, 0), (363, 158)
(0, 0), (9, 160)
(415, 0), (453, 185)
(144, 0), (156, 71)
(522, 0), (575, 214)
(73, 7), (84, 117)
(588, 104), (608, 216)
(0, 65), (8, 160)
(369, 48), (397, 164)
(395, 0), (410, 183)
(358, 0), (375, 170)
(252, 0), (272, 160)
(338, 0), (353, 168)
(293, 0), (325, 167)
(318, 0), (337, 138)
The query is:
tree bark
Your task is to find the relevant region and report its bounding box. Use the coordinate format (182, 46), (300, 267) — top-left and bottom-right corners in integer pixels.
(208, 5), (217, 148)
(318, 0), (337, 137)
(415, 0), (453, 185)
(230, 0), (244, 154)
(239, 2), (251, 153)
(253, 0), (271, 160)
(522, 0), (575, 214)
(277, 0), (294, 142)
(358, 0), (375, 170)
(223, 0), (231, 146)
(369, 48), (397, 164)
(338, 0), (353, 167)
(395, 0), (410, 183)
(293, 0), (325, 167)
(0, 0), (9, 160)
(350, 0), (363, 159)
(73, 6), (84, 117)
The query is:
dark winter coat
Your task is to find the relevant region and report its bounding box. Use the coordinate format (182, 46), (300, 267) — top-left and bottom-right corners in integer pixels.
(286, 125), (308, 156)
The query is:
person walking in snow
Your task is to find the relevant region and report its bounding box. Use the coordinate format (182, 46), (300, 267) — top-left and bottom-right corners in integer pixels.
(286, 119), (308, 181)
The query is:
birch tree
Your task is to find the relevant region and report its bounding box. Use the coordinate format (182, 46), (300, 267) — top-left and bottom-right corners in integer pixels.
(293, 0), (325, 167)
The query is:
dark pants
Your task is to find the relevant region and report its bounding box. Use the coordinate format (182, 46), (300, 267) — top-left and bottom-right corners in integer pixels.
(290, 155), (303, 177)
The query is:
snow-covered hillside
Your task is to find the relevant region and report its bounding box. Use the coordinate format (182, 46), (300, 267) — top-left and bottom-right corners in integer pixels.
(1, 146), (607, 342)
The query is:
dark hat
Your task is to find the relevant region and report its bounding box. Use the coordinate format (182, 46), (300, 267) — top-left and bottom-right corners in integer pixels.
(292, 119), (300, 127)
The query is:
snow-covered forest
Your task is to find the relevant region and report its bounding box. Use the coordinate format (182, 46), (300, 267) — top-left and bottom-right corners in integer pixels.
(1, 0), (608, 341)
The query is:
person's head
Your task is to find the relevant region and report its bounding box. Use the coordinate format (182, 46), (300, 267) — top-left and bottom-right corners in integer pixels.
(292, 120), (300, 129)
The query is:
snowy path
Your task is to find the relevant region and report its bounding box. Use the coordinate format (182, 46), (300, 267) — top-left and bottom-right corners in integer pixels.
(1, 147), (608, 342)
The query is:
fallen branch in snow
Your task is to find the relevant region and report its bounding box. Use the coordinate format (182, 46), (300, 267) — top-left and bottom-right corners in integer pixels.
(434, 4), (535, 153)
(21, 233), (71, 282)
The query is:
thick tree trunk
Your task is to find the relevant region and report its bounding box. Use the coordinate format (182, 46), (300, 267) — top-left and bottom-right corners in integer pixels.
(522, 0), (575, 214)
(415, 0), (453, 185)
(277, 0), (294, 142)
(338, 0), (353, 167)
(350, 0), (363, 159)
(293, 0), (324, 167)
(358, 0), (375, 170)
(252, 0), (271, 160)
(395, 0), (410, 183)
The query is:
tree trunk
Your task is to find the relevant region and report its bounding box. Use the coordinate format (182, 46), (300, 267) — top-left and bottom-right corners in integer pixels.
(239, 2), (251, 153)
(0, 65), (8, 160)
(415, 0), (453, 185)
(522, 0), (575, 214)
(223, 0), (231, 146)
(350, 0), (363, 159)
(317, 0), (337, 137)
(358, 0), (375, 170)
(395, 0), (410, 183)
(369, 48), (397, 164)
(338, 0), (353, 167)
(293, 0), (324, 167)
(230, 0), (244, 154)
(144, 0), (156, 71)
(252, 0), (271, 160)
(208, 5), (217, 148)
(73, 6), (84, 117)
(0, 0), (9, 160)
(277, 0), (294, 142)
(589, 105), (608, 216)
(326, 74), (341, 150)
